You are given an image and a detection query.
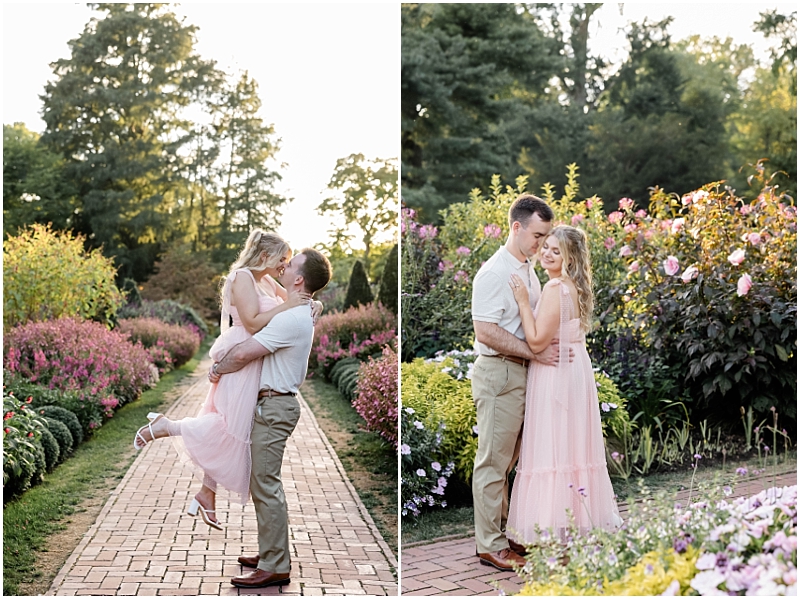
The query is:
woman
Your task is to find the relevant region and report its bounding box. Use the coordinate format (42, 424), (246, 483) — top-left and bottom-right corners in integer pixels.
(506, 225), (621, 544)
(133, 229), (320, 529)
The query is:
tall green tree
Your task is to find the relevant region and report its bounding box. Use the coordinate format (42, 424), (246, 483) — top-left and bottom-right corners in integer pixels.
(3, 123), (76, 237)
(401, 3), (560, 221)
(317, 154), (397, 272)
(210, 71), (288, 266)
(39, 3), (222, 281)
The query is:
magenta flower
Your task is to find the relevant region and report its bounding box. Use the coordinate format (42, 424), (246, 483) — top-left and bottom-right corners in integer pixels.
(483, 224), (502, 238)
(635, 209), (647, 218)
(728, 248), (746, 266)
(747, 233), (761, 246)
(619, 197), (634, 210)
(619, 245), (633, 257)
(737, 273), (752, 296)
(418, 224), (438, 240)
(628, 260), (640, 273)
(604, 237), (616, 250)
(571, 214), (584, 226)
(455, 246), (471, 256)
(739, 205), (753, 215)
(608, 211), (623, 224)
(454, 270), (469, 284)
(664, 256), (680, 276)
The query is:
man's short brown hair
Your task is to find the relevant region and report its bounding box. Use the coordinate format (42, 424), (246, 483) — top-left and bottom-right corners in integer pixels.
(299, 248), (332, 296)
(508, 194), (554, 228)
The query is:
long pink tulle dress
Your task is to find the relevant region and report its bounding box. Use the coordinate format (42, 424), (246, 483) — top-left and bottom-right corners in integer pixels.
(170, 269), (281, 505)
(507, 278), (622, 542)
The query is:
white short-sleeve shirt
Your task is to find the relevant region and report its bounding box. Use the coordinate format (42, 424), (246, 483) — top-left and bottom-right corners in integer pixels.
(471, 246), (542, 356)
(252, 305), (314, 394)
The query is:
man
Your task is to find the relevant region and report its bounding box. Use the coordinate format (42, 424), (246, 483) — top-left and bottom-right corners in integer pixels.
(471, 194), (564, 572)
(208, 248), (332, 589)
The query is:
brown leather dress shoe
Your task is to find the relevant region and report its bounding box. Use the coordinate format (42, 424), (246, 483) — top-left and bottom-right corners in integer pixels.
(477, 548), (526, 572)
(507, 538), (527, 556)
(230, 569), (290, 588)
(237, 555), (259, 568)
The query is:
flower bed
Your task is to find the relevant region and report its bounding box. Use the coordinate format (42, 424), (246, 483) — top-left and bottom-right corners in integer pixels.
(4, 317), (156, 410)
(117, 317), (201, 372)
(352, 345), (398, 446)
(518, 482), (797, 596)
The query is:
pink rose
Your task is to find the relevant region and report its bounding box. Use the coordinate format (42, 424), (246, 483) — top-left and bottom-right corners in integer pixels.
(747, 233), (761, 246)
(737, 273), (752, 296)
(571, 214), (584, 226)
(681, 265), (699, 283)
(608, 211), (623, 224)
(664, 256), (680, 276)
(604, 237), (616, 250)
(619, 245), (633, 257)
(628, 260), (640, 273)
(619, 197), (634, 210)
(727, 248), (745, 266)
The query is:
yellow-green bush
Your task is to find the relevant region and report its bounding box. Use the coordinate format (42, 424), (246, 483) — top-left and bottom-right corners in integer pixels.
(3, 224), (122, 330)
(401, 358), (478, 481)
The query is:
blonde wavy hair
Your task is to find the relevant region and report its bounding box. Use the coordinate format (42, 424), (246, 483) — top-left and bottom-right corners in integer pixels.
(229, 229), (289, 274)
(547, 225), (594, 332)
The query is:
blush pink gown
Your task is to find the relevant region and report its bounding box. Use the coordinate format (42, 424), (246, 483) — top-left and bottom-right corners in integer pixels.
(170, 269), (281, 504)
(507, 278), (622, 542)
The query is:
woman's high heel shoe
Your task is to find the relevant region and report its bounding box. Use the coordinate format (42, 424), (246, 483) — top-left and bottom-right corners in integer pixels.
(187, 498), (224, 530)
(133, 412), (165, 451)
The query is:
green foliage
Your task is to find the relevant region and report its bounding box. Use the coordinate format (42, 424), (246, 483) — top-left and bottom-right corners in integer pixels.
(595, 370), (631, 441)
(38, 427), (60, 472)
(377, 243), (398, 314)
(318, 154), (398, 271)
(35, 406), (83, 446)
(330, 358), (361, 388)
(139, 244), (224, 326)
(401, 358), (477, 483)
(42, 417), (73, 462)
(3, 224), (124, 331)
(343, 260), (374, 311)
(4, 375), (103, 437)
(3, 392), (46, 500)
(2, 123), (76, 238)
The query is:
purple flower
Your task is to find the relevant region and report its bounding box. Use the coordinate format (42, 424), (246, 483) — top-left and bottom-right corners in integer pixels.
(415, 468), (426, 477)
(400, 444), (411, 455)
(418, 224), (438, 240)
(455, 246), (471, 256)
(431, 462), (441, 472)
(694, 454), (702, 460)
(483, 224), (502, 238)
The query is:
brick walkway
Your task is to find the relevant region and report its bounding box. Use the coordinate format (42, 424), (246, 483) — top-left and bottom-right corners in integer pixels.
(400, 469), (797, 596)
(48, 356), (398, 596)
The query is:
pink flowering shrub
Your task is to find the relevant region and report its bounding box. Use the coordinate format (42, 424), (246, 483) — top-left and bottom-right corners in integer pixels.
(116, 317), (200, 371)
(4, 318), (155, 410)
(311, 303), (396, 377)
(353, 345), (398, 446)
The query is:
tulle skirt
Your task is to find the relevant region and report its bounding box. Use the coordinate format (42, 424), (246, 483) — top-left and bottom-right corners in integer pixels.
(507, 343), (622, 542)
(170, 325), (262, 504)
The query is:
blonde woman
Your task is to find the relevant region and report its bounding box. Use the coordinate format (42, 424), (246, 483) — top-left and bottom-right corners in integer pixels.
(133, 230), (320, 529)
(506, 225), (621, 544)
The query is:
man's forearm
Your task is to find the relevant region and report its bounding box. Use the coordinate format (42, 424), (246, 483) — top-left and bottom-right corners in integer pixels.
(474, 321), (535, 360)
(215, 338), (269, 374)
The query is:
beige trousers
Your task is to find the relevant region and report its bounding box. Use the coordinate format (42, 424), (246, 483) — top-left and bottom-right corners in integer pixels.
(471, 355), (527, 554)
(250, 393), (301, 573)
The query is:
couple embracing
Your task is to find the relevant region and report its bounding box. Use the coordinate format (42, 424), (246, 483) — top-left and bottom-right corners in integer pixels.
(133, 230), (332, 588)
(471, 194), (622, 571)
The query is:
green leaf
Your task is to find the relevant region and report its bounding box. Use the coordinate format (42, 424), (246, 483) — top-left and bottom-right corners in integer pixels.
(775, 345), (789, 362)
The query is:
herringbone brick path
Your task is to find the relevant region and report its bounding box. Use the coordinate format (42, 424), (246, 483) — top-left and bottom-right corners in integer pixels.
(400, 469), (797, 596)
(48, 356), (398, 596)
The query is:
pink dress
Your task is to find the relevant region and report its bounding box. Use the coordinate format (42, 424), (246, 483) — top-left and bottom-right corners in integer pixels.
(170, 269), (281, 504)
(507, 278), (622, 542)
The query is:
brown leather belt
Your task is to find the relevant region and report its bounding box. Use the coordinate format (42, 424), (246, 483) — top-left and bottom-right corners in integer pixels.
(257, 389), (297, 399)
(485, 353), (530, 368)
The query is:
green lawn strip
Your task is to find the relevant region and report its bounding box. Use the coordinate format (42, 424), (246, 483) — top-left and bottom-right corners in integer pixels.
(2, 348), (207, 596)
(401, 451), (798, 546)
(301, 376), (398, 551)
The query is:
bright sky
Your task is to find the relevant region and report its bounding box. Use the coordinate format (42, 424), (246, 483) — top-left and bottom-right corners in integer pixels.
(1, 2), (794, 250)
(2, 2), (399, 252)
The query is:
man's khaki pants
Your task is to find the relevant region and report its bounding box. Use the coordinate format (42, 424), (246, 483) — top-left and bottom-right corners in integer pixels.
(250, 393), (301, 574)
(471, 355), (527, 554)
